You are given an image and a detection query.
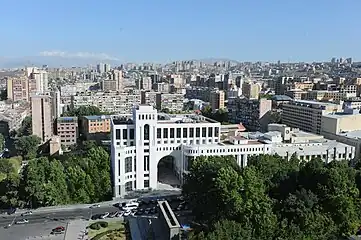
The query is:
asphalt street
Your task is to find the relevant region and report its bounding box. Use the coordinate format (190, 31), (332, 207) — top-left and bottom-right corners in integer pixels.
(0, 205), (118, 227)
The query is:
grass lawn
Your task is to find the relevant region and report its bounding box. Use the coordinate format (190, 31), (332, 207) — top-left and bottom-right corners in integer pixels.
(88, 220), (126, 240)
(0, 156), (22, 181)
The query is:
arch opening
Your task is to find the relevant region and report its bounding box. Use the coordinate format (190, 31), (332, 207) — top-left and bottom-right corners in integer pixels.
(157, 156), (180, 189)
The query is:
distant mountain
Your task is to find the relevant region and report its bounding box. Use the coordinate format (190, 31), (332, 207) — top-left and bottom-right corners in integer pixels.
(196, 58), (239, 64)
(0, 56), (122, 68)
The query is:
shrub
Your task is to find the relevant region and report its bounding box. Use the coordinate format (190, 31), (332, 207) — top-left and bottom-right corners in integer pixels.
(89, 223), (101, 230)
(91, 230), (113, 240)
(98, 221), (108, 228)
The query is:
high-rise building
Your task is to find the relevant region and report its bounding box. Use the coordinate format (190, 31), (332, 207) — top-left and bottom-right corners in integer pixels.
(50, 89), (62, 119)
(282, 100), (342, 135)
(210, 90), (225, 110)
(242, 82), (261, 99)
(7, 75), (29, 102)
(26, 67), (48, 93)
(31, 95), (53, 142)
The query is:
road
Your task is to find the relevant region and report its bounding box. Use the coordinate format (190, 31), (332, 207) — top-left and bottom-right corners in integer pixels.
(0, 205), (118, 227)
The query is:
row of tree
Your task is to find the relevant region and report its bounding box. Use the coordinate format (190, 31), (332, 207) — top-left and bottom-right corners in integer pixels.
(184, 155), (361, 240)
(201, 106), (229, 124)
(0, 144), (112, 209)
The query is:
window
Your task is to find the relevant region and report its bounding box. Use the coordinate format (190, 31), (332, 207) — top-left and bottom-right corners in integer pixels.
(125, 181), (132, 191)
(215, 127), (219, 137)
(144, 124), (150, 140)
(144, 180), (150, 188)
(122, 129), (127, 139)
(183, 128), (187, 138)
(134, 157), (136, 171)
(163, 128), (168, 138)
(208, 127), (213, 137)
(144, 156), (150, 171)
(116, 129), (121, 139)
(130, 129), (134, 139)
(157, 128), (161, 138)
(170, 128), (175, 138)
(118, 160), (121, 176)
(190, 128), (194, 137)
(196, 127), (200, 137)
(202, 127), (206, 137)
(176, 128), (181, 138)
(125, 157), (132, 173)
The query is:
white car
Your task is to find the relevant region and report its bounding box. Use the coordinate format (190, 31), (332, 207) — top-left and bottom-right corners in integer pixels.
(100, 212), (109, 219)
(123, 210), (131, 217)
(16, 219), (29, 224)
(90, 204), (100, 209)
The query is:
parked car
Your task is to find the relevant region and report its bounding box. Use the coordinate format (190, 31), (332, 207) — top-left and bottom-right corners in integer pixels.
(100, 212), (109, 219)
(15, 219), (29, 224)
(51, 226), (65, 235)
(21, 211), (32, 216)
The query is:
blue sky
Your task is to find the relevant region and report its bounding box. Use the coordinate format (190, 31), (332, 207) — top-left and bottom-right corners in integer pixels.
(0, 0), (360, 63)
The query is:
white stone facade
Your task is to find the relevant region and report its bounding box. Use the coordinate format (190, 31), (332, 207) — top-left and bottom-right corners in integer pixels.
(111, 106), (356, 198)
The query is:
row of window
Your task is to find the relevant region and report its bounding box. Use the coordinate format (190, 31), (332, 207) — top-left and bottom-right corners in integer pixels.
(187, 146), (268, 154)
(123, 155), (150, 174)
(157, 127), (219, 139)
(125, 180), (150, 192)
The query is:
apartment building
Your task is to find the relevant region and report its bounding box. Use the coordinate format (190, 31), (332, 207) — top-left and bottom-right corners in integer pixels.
(31, 95), (53, 142)
(228, 98), (272, 131)
(155, 93), (184, 112)
(71, 91), (141, 114)
(82, 115), (111, 140)
(282, 100), (342, 135)
(242, 82), (261, 99)
(110, 105), (355, 198)
(7, 75), (29, 102)
(209, 90), (225, 110)
(0, 104), (29, 136)
(305, 90), (355, 102)
(56, 117), (78, 146)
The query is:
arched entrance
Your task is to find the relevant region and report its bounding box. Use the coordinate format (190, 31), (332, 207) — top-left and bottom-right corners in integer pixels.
(157, 156), (180, 189)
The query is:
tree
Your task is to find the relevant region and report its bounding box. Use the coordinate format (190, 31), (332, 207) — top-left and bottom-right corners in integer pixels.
(201, 107), (228, 124)
(0, 89), (7, 101)
(62, 106), (104, 117)
(0, 159), (14, 179)
(17, 116), (32, 137)
(183, 156), (243, 224)
(183, 156), (277, 238)
(191, 220), (253, 240)
(0, 133), (4, 152)
(15, 135), (41, 160)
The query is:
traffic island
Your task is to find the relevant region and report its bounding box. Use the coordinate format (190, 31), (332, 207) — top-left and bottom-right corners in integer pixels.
(88, 220), (127, 240)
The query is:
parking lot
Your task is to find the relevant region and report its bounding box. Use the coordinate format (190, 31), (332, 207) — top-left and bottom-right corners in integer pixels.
(0, 221), (67, 240)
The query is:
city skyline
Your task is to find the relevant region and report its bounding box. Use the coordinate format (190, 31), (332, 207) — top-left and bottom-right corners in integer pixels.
(1, 0), (361, 64)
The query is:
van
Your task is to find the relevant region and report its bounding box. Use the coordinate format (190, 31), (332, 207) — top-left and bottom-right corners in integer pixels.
(122, 202), (139, 211)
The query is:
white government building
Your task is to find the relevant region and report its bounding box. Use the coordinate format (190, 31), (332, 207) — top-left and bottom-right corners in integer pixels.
(111, 105), (355, 198)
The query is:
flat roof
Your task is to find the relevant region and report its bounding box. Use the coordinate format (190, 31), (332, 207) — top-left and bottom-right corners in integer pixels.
(338, 129), (361, 139)
(83, 115), (111, 120)
(272, 140), (351, 156)
(292, 99), (339, 106)
(323, 112), (361, 119)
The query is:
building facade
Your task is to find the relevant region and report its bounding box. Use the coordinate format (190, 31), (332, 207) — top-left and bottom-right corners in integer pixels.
(282, 100), (342, 134)
(31, 95), (53, 142)
(110, 105), (355, 198)
(56, 117), (78, 146)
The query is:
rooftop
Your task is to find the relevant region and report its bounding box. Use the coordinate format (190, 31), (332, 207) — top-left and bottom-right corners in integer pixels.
(83, 115), (111, 120)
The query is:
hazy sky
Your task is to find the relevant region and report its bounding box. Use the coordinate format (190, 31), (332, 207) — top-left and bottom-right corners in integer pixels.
(0, 0), (360, 63)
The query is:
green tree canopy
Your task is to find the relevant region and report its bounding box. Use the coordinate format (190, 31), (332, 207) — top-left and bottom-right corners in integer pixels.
(15, 135), (41, 160)
(17, 116), (32, 137)
(186, 155), (361, 239)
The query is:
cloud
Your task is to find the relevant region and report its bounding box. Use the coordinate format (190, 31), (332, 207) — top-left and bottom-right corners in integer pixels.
(39, 51), (119, 61)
